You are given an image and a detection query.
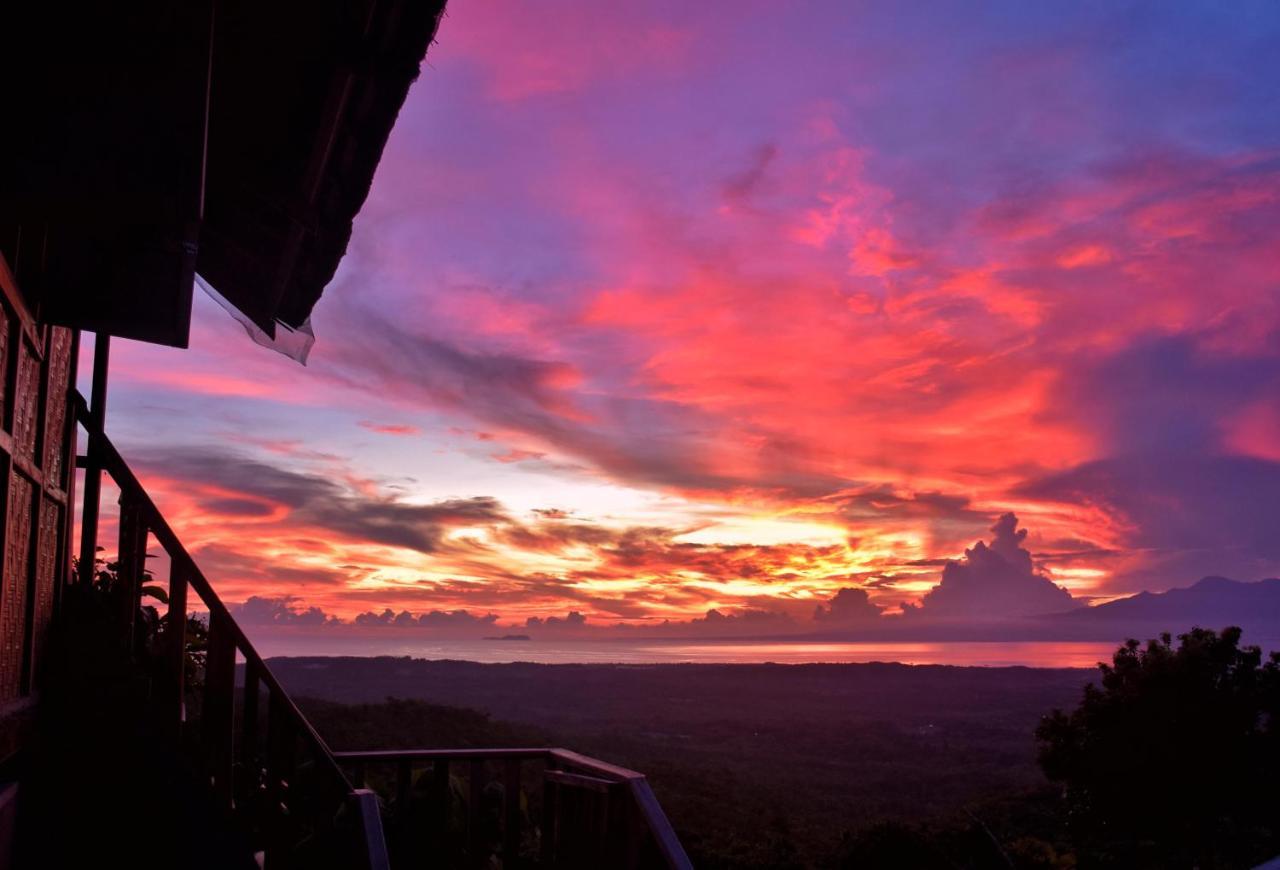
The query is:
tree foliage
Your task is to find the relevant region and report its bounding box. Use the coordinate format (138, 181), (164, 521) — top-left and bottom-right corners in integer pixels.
(1036, 627), (1280, 868)
(70, 553), (208, 690)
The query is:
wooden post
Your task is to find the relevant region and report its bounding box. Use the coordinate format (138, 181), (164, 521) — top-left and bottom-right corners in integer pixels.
(241, 660), (260, 775)
(203, 610), (236, 806)
(347, 789), (392, 870)
(469, 758), (485, 866)
(596, 783), (622, 870)
(541, 759), (560, 867)
(114, 492), (146, 651)
(166, 560), (189, 738)
(429, 760), (450, 854)
(616, 788), (645, 870)
(395, 758), (412, 808)
(395, 757), (412, 840)
(57, 328), (81, 605)
(264, 692), (297, 869)
(76, 333), (109, 585)
(502, 758), (522, 868)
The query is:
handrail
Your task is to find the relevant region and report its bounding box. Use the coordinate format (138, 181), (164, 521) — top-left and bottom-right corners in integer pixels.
(73, 392), (351, 788)
(72, 392), (378, 868)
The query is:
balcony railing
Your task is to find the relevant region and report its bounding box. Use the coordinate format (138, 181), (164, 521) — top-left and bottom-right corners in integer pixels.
(335, 748), (692, 869)
(73, 391), (691, 869)
(75, 392), (389, 869)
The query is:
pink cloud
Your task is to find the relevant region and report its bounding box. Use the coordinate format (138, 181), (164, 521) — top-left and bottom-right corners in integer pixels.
(358, 421), (423, 437)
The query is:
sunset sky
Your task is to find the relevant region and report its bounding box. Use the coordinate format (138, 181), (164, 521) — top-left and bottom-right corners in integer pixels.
(98, 1), (1280, 636)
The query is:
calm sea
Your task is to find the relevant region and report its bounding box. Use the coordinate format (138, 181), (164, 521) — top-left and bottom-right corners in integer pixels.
(251, 636), (1134, 668)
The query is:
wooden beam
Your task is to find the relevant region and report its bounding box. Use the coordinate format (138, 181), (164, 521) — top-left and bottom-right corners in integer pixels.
(76, 334), (109, 585)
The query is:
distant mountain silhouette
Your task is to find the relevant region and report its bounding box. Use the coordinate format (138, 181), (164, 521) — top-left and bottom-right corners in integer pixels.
(1056, 576), (1280, 630)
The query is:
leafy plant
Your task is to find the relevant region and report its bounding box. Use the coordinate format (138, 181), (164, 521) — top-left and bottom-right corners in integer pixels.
(73, 551), (208, 693)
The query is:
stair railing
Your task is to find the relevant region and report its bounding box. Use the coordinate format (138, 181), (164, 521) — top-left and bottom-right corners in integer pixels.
(73, 392), (389, 870)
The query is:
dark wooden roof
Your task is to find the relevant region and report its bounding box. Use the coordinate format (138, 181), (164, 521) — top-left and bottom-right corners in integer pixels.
(200, 0), (447, 337)
(0, 0), (446, 347)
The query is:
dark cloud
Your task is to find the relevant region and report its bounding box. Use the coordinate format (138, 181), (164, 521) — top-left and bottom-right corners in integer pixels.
(313, 297), (852, 501)
(496, 521), (617, 552)
(1021, 454), (1280, 589)
(323, 308), (584, 434)
(1005, 330), (1280, 590)
(912, 513), (1076, 620)
(813, 587), (884, 623)
(1051, 334), (1279, 456)
(138, 446), (511, 554)
(201, 497), (276, 518)
(196, 544), (349, 586)
(834, 486), (990, 551)
(722, 143), (779, 205)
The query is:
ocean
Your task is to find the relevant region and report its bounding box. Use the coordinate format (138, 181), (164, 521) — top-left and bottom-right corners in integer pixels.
(250, 635), (1132, 668)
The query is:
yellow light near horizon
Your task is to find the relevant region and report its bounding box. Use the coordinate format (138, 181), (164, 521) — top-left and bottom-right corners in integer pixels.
(684, 578), (816, 598)
(1052, 567), (1108, 579)
(677, 516), (848, 547)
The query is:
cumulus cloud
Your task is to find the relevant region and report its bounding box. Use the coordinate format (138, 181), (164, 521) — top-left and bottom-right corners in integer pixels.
(689, 608), (790, 628)
(911, 513), (1076, 620)
(813, 587), (883, 623)
(353, 608), (500, 629)
(233, 596), (340, 626)
(525, 611), (587, 629)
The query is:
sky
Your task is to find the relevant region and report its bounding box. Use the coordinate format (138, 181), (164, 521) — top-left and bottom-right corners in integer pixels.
(99, 0), (1280, 638)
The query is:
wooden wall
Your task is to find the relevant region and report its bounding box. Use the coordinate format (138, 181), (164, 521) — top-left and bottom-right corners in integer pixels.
(0, 255), (76, 758)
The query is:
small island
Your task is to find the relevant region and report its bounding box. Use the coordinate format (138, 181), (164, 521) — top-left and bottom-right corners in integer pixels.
(483, 634), (532, 641)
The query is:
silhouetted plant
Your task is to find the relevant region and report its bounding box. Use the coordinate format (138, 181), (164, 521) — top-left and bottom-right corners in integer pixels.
(73, 552), (208, 692)
(1037, 627), (1280, 868)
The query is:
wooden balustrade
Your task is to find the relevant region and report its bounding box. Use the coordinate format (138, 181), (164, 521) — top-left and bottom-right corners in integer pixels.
(73, 393), (389, 870)
(334, 748), (692, 870)
(72, 390), (689, 869)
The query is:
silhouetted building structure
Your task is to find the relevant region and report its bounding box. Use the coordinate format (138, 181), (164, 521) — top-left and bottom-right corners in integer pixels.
(0, 2), (689, 867)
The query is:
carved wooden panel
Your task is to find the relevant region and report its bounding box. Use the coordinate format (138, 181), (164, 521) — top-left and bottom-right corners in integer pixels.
(0, 475), (34, 702)
(43, 328), (72, 488)
(0, 261), (77, 712)
(0, 309), (8, 413)
(28, 498), (62, 684)
(12, 345), (40, 462)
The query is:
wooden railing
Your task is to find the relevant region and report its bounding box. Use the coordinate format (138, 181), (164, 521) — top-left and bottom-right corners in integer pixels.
(73, 390), (691, 869)
(74, 393), (389, 870)
(334, 748), (692, 870)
